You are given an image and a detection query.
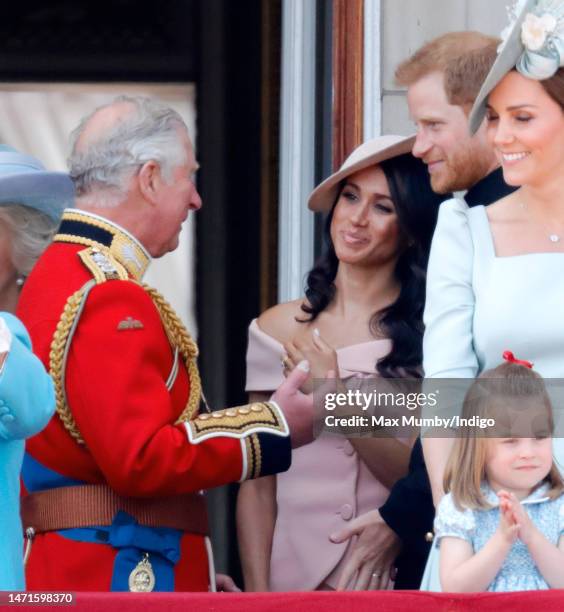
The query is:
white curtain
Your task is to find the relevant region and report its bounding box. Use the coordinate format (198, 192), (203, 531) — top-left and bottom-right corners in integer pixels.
(0, 83), (197, 336)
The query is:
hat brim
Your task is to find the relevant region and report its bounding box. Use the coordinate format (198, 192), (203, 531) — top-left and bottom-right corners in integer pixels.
(0, 172), (74, 222)
(469, 0), (535, 134)
(308, 135), (416, 213)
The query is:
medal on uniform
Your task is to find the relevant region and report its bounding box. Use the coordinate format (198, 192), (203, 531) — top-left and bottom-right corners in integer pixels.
(128, 552), (156, 592)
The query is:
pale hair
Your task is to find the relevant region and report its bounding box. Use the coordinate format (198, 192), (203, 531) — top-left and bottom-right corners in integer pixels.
(444, 362), (564, 510)
(0, 205), (57, 276)
(68, 95), (189, 208)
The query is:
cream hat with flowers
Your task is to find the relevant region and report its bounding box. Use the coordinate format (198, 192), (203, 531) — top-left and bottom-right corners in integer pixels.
(469, 0), (564, 133)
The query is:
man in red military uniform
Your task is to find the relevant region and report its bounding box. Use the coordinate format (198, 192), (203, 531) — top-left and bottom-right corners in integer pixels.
(17, 96), (313, 592)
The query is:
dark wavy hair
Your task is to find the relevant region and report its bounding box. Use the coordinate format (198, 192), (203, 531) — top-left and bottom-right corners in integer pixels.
(299, 153), (445, 377)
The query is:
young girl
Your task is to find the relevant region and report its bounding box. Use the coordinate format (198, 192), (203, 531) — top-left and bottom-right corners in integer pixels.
(436, 355), (564, 592)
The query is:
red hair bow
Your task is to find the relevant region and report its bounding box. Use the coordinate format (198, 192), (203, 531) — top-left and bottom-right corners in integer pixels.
(502, 350), (533, 369)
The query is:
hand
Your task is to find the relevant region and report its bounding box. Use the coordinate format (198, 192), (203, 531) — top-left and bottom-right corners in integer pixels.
(283, 329), (339, 392)
(271, 361), (314, 449)
(215, 573), (241, 592)
(329, 509), (401, 590)
(498, 490), (535, 545)
(496, 490), (520, 545)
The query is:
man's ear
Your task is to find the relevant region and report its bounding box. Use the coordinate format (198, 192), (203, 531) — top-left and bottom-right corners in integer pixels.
(137, 160), (162, 204)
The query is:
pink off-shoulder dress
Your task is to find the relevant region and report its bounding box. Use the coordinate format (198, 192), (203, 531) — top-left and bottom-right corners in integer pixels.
(245, 319), (395, 591)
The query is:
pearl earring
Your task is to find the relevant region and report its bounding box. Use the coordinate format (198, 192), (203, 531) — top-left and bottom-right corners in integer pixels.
(16, 276), (25, 288)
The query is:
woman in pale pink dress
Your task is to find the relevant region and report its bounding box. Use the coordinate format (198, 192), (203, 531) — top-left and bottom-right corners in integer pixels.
(236, 136), (444, 591)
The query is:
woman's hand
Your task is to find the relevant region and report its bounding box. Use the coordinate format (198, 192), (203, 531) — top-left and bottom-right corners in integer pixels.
(329, 509), (401, 590)
(282, 329), (339, 393)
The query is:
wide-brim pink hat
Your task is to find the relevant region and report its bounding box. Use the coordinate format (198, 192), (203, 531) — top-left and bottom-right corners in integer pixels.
(308, 134), (415, 213)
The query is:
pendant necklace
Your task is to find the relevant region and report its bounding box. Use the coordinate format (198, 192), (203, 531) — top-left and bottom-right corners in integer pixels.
(520, 201), (561, 243)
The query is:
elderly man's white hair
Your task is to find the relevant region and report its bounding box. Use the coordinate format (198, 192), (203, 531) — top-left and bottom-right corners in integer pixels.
(68, 95), (189, 208)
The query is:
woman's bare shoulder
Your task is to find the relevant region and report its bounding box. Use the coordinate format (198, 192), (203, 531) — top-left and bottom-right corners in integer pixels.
(256, 299), (308, 344)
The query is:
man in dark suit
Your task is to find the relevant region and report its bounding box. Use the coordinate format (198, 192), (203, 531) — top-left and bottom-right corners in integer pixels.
(330, 32), (516, 590)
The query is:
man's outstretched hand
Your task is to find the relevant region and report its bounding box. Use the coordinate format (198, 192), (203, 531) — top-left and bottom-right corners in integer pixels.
(271, 360), (314, 449)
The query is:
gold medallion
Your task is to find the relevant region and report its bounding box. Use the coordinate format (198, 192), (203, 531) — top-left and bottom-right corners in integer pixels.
(128, 553), (156, 592)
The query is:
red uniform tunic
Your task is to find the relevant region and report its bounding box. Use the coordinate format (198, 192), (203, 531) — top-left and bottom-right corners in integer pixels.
(17, 209), (290, 591)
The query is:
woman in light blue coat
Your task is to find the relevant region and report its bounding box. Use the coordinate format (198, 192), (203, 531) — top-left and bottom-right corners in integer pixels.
(0, 145), (74, 589)
(0, 314), (56, 590)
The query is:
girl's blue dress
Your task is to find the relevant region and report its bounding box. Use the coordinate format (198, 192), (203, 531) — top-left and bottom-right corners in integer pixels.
(434, 482), (564, 591)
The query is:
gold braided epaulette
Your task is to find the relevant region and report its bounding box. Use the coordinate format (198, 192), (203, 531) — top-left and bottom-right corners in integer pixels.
(49, 247), (202, 446)
(78, 246), (129, 282)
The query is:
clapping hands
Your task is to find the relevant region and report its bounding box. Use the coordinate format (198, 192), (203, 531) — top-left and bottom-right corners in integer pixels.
(497, 490), (536, 545)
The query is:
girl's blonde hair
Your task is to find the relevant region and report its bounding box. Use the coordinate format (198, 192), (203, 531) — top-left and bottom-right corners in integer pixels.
(444, 362), (564, 510)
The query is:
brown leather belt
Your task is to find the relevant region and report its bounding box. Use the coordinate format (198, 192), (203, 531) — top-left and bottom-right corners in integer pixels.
(21, 484), (209, 536)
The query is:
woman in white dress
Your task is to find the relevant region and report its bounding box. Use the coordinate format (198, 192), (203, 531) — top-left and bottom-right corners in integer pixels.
(422, 0), (564, 590)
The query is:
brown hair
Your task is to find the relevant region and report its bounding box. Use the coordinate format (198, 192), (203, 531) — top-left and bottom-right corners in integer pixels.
(444, 362), (564, 510)
(541, 67), (564, 108)
(395, 32), (499, 108)
(445, 40), (498, 110)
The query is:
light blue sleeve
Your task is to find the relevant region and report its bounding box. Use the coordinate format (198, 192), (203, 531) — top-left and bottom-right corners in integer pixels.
(0, 312), (55, 441)
(423, 199), (479, 379)
(434, 492), (476, 543)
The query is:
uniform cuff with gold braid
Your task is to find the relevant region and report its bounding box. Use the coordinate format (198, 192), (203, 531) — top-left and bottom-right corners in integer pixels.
(184, 401), (291, 481)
